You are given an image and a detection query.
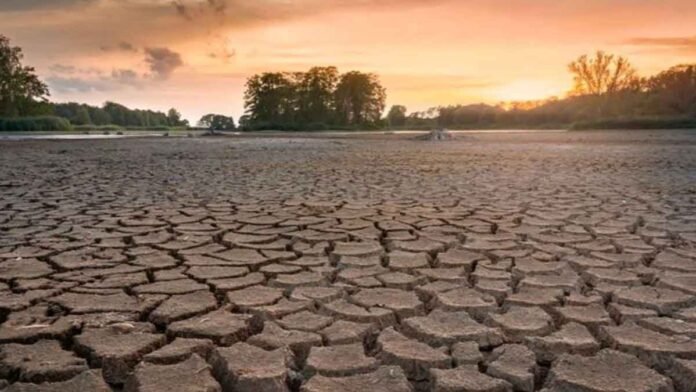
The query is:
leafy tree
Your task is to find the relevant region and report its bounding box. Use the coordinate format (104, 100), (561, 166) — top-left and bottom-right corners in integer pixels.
(386, 105), (407, 127)
(74, 106), (92, 125)
(125, 109), (142, 127)
(568, 51), (639, 96)
(0, 35), (50, 117)
(103, 101), (127, 125)
(334, 71), (386, 126)
(89, 101), (173, 128)
(52, 102), (95, 125)
(53, 102), (78, 122)
(296, 66), (338, 124)
(244, 72), (298, 126)
(198, 114), (235, 131)
(243, 67), (387, 130)
(567, 51), (641, 117)
(198, 114), (214, 128)
(167, 108), (184, 126)
(89, 107), (112, 125)
(646, 64), (696, 115)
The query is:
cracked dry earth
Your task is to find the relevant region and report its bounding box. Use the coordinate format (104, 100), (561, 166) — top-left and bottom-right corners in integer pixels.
(1, 130), (696, 392)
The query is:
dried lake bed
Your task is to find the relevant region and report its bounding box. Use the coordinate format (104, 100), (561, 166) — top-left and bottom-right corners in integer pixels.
(1, 130), (696, 391)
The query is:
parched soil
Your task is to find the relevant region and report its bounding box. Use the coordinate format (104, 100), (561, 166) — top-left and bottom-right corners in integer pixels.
(0, 130), (695, 392)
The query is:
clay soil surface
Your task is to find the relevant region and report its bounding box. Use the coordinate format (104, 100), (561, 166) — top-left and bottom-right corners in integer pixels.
(1, 130), (695, 391)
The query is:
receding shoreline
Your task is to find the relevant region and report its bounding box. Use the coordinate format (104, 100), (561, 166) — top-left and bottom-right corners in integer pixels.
(3, 128), (696, 145)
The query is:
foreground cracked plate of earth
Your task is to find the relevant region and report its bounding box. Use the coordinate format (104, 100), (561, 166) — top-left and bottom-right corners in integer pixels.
(0, 132), (695, 391)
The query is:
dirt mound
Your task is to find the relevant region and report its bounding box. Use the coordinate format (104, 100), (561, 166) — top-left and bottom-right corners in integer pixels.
(415, 129), (454, 141)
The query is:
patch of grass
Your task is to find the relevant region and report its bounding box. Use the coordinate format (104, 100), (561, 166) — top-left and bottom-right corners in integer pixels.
(73, 124), (124, 132)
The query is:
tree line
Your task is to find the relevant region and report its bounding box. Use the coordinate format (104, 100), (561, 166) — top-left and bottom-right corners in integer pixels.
(0, 35), (234, 132)
(388, 52), (696, 130)
(2, 31), (695, 132)
(51, 102), (188, 128)
(240, 67), (386, 130)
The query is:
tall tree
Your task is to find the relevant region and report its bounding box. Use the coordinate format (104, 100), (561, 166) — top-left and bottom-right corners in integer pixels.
(568, 51), (639, 96)
(198, 114), (235, 131)
(89, 107), (112, 125)
(646, 64), (696, 115)
(296, 66), (338, 124)
(74, 106), (92, 125)
(386, 105), (407, 127)
(103, 101), (127, 125)
(0, 35), (50, 117)
(242, 67), (389, 129)
(167, 108), (184, 126)
(334, 71), (386, 126)
(244, 72), (298, 125)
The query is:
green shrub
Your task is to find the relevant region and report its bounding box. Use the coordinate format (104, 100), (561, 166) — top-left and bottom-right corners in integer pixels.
(240, 121), (300, 131)
(0, 116), (73, 131)
(304, 122), (329, 131)
(72, 124), (188, 132)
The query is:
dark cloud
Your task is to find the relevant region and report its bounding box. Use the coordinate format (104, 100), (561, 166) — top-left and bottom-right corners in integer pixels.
(208, 48), (236, 62)
(168, 0), (449, 23)
(207, 0), (227, 14)
(47, 76), (109, 93)
(48, 64), (103, 76)
(48, 64), (77, 74)
(144, 47), (184, 80)
(171, 0), (193, 21)
(625, 36), (696, 47)
(111, 69), (141, 86)
(47, 67), (145, 93)
(207, 37), (236, 63)
(0, 0), (95, 12)
(624, 36), (696, 54)
(101, 41), (138, 52)
(172, 0), (227, 21)
(119, 42), (138, 52)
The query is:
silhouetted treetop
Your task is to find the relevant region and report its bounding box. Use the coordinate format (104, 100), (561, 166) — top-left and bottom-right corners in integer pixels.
(334, 71), (386, 127)
(568, 51), (639, 96)
(387, 105), (407, 127)
(198, 113), (235, 131)
(242, 67), (386, 130)
(645, 64), (696, 115)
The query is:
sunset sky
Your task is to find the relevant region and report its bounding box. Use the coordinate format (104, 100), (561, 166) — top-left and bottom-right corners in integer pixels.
(2, 0), (695, 122)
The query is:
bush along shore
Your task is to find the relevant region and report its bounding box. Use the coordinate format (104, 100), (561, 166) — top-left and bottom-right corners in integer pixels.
(3, 116), (696, 132)
(0, 116), (72, 132)
(0, 117), (192, 132)
(570, 116), (696, 130)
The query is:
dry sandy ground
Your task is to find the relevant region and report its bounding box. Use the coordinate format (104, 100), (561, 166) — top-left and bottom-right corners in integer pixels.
(0, 130), (695, 391)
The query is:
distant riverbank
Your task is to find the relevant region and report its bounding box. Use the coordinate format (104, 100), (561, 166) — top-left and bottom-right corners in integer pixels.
(0, 129), (210, 140)
(2, 125), (696, 141)
(569, 117), (696, 130)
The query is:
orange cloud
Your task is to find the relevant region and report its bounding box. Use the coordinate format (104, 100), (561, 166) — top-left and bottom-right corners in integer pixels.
(2, 0), (694, 122)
